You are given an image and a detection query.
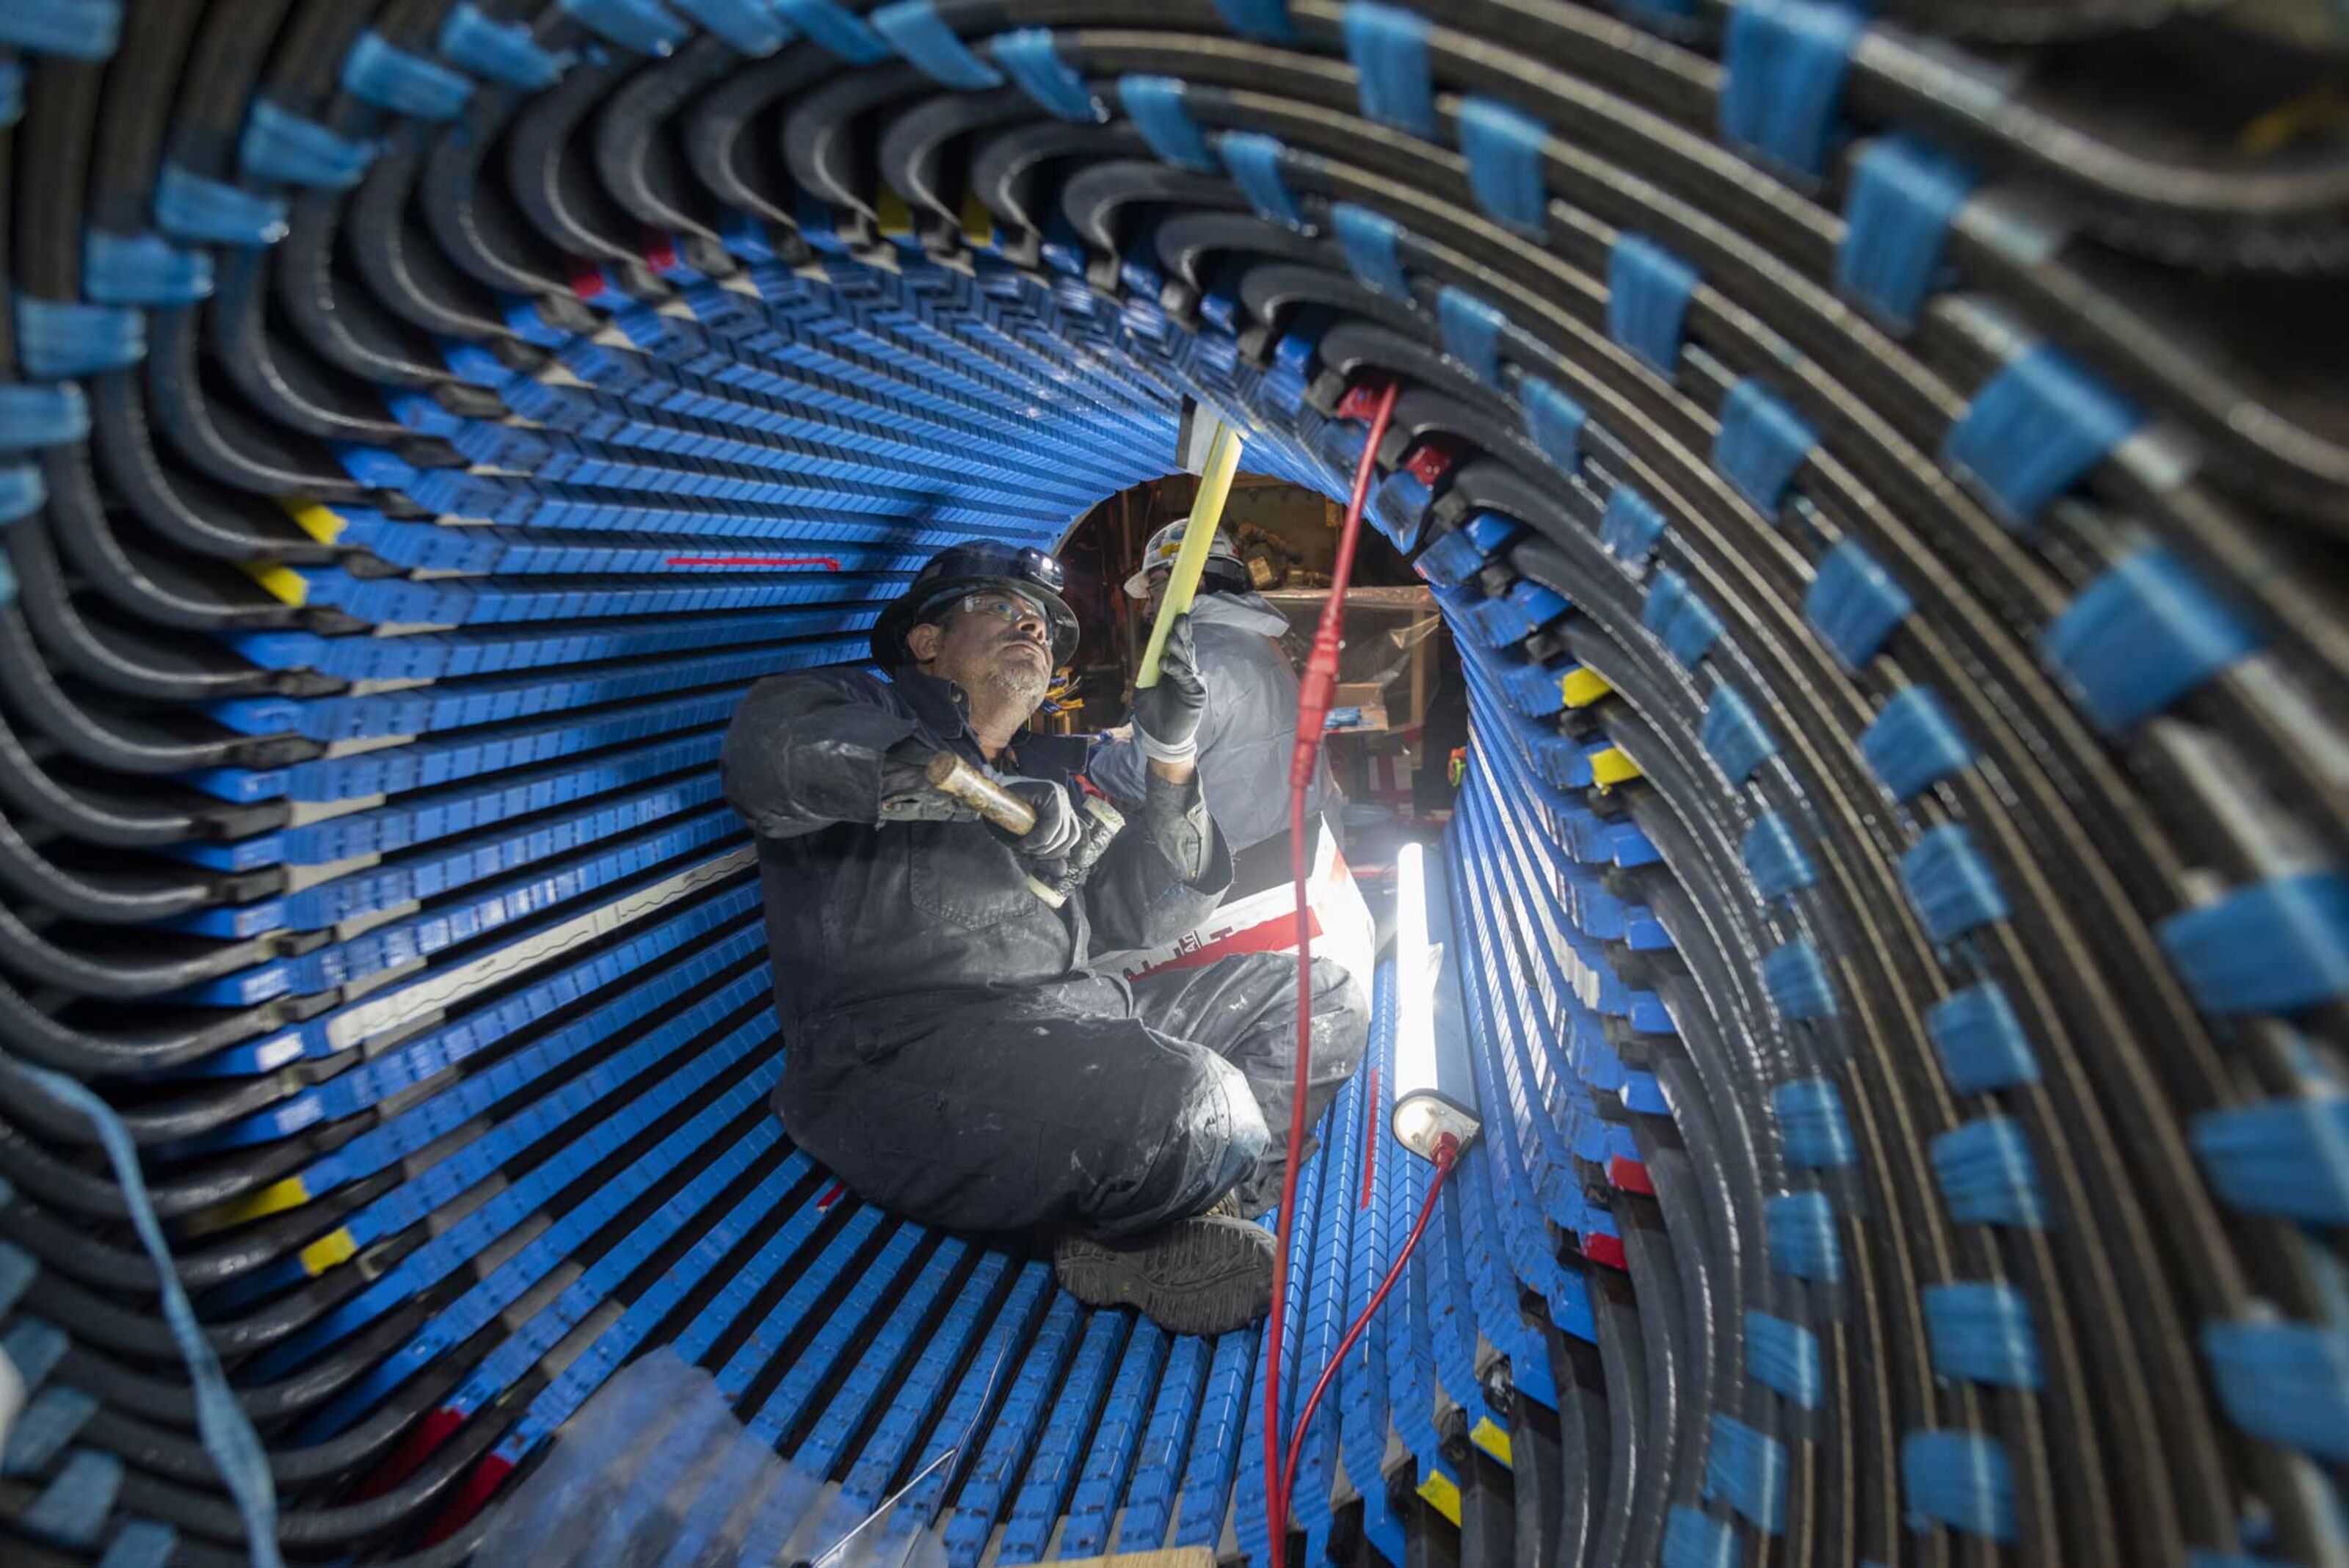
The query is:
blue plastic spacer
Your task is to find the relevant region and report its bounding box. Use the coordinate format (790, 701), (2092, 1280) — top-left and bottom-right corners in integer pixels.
(2191, 1097), (2349, 1223)
(0, 58), (21, 128)
(1765, 1191), (1842, 1281)
(1220, 132), (1302, 228)
(96, 1522), (178, 1568)
(1213, 0), (1294, 41)
(1720, 0), (1867, 177)
(1928, 983), (2038, 1094)
(1805, 537), (1911, 670)
(342, 30), (476, 116)
(1901, 824), (2008, 944)
(0, 382), (90, 451)
(1837, 134), (1978, 329)
(3, 1385), (97, 1475)
(2210, 1319), (2349, 1466)
(2159, 873), (2349, 1017)
(1773, 1078), (1856, 1167)
(1438, 287), (1505, 385)
(1945, 346), (2143, 532)
(1715, 377), (1818, 515)
(669, 0), (792, 53)
(1643, 567), (1723, 667)
(1343, 2), (1435, 137)
(0, 466), (42, 528)
(1457, 96), (1550, 236)
(16, 297), (144, 378)
(1763, 940), (1837, 1022)
(1601, 485), (1667, 567)
(1859, 685), (1973, 802)
(24, 1449), (121, 1548)
(439, 3), (572, 87)
(4, 1319), (67, 1389)
(997, 29), (1103, 123)
(2203, 1319), (2349, 1461)
(1663, 1507), (1738, 1568)
(1370, 468), (1433, 553)
(1706, 1416), (1788, 1533)
(156, 165), (289, 246)
(1333, 203), (1406, 295)
(559, 0), (687, 55)
(1119, 75), (1213, 171)
(874, 2), (1001, 87)
(774, 0), (892, 62)
(241, 101), (377, 189)
(1702, 683), (1777, 784)
(2040, 546), (2261, 733)
(1902, 1431), (2017, 1542)
(1521, 377), (1586, 471)
(1745, 1312), (1822, 1409)
(1923, 1282), (2042, 1389)
(1743, 814), (1815, 900)
(1931, 1117), (2047, 1227)
(0, 0), (122, 58)
(1607, 233), (1696, 375)
(1416, 521), (1496, 589)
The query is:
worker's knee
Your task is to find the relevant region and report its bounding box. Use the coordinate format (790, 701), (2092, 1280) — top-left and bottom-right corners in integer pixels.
(1165, 1049), (1271, 1177)
(1100, 1050), (1269, 1234)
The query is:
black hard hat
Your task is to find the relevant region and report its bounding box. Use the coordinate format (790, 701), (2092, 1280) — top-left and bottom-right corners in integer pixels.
(870, 542), (1080, 669)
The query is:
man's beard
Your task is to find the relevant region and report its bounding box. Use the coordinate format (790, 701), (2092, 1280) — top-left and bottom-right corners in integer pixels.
(980, 654), (1050, 711)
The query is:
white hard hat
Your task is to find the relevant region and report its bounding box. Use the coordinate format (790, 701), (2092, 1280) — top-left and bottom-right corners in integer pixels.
(1123, 519), (1244, 598)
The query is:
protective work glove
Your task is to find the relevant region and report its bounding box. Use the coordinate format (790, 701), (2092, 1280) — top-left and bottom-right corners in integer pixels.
(1132, 612), (1207, 765)
(876, 740), (979, 823)
(992, 776), (1085, 860)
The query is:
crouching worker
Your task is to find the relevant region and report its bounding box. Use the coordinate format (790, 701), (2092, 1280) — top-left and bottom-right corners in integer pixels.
(721, 542), (1367, 1335)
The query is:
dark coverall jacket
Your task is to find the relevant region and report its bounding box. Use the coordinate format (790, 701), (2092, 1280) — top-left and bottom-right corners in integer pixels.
(721, 664), (1367, 1237)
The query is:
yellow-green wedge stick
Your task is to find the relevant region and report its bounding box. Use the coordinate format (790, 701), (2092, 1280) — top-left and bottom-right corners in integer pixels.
(1136, 419), (1244, 687)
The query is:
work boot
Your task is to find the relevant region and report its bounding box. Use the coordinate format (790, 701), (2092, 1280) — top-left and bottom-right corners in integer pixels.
(1053, 1216), (1276, 1336)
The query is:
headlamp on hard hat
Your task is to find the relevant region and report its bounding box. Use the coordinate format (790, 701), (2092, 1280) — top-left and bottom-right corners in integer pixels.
(871, 541), (1081, 668)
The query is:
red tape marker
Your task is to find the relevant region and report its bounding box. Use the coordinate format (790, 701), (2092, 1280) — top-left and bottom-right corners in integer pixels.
(1607, 1155), (1655, 1196)
(423, 1453), (516, 1545)
(661, 556), (842, 570)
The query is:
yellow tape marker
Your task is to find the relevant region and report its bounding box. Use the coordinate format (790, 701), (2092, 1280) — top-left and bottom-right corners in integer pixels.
(188, 1177), (312, 1235)
(1470, 1416), (1515, 1468)
(962, 187), (996, 250)
(241, 560), (309, 607)
(1591, 747), (1644, 787)
(300, 1228), (358, 1277)
(1559, 668), (1612, 708)
(1416, 1465), (1463, 1525)
(283, 500), (346, 545)
(1136, 419), (1242, 688)
(875, 186), (915, 239)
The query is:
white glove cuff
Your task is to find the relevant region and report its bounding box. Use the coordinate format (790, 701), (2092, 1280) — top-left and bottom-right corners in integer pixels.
(1136, 730), (1198, 765)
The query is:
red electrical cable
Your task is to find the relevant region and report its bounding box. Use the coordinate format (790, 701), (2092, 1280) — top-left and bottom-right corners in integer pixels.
(1277, 1134), (1459, 1539)
(1263, 376), (1403, 1568)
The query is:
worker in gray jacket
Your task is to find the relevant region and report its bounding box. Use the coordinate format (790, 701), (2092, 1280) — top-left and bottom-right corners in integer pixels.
(1092, 521), (1340, 899)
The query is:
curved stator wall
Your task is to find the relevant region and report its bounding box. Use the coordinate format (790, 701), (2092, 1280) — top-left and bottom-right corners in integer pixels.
(1, 1), (2346, 1566)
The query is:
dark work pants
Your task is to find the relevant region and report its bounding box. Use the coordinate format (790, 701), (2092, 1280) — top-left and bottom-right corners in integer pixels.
(774, 953), (1369, 1239)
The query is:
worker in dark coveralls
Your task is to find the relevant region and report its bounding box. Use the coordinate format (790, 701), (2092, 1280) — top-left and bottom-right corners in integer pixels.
(721, 542), (1367, 1335)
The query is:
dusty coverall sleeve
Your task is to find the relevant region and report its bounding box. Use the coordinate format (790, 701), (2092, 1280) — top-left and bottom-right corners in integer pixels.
(721, 672), (923, 840)
(1082, 772), (1233, 952)
(1086, 726), (1150, 807)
